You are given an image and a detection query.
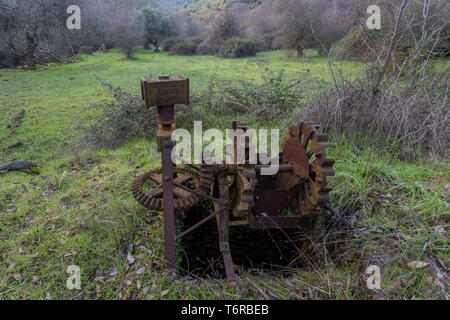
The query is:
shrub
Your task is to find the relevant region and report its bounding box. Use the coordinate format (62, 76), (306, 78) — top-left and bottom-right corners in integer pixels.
(79, 46), (94, 54)
(336, 1), (449, 63)
(76, 81), (199, 149)
(77, 81), (156, 149)
(169, 37), (203, 56)
(298, 68), (449, 159)
(255, 33), (282, 51)
(193, 68), (320, 122)
(0, 50), (20, 68)
(217, 37), (257, 58)
(196, 39), (217, 55)
(162, 37), (181, 51)
(169, 41), (197, 56)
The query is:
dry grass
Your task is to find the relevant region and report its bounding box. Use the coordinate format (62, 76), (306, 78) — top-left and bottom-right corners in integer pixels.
(298, 65), (449, 159)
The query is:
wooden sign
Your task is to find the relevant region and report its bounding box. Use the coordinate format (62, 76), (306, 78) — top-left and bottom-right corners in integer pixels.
(141, 75), (189, 108)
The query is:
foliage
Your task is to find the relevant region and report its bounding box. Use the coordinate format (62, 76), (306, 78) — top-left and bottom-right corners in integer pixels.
(194, 68), (322, 121)
(77, 82), (156, 149)
(168, 37), (204, 55)
(162, 37), (182, 51)
(336, 0), (450, 63)
(139, 8), (175, 52)
(217, 37), (258, 58)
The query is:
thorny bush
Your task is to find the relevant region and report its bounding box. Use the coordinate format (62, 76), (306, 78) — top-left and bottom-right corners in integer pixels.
(193, 68), (323, 122)
(77, 81), (156, 149)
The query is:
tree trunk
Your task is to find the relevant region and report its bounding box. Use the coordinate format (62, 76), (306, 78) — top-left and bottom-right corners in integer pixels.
(151, 40), (160, 52)
(25, 27), (39, 66)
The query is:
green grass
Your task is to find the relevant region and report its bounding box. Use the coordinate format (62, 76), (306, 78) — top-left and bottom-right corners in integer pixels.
(0, 48), (358, 162)
(0, 49), (448, 300)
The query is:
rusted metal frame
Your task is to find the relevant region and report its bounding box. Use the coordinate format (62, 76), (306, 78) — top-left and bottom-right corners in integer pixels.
(173, 181), (226, 206)
(216, 173), (236, 279)
(175, 205), (228, 241)
(254, 165), (295, 174)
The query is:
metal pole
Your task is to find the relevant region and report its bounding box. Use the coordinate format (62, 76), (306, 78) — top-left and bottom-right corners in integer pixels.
(161, 136), (176, 273)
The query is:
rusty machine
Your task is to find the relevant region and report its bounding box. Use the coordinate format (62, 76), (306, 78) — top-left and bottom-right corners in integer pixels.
(133, 75), (335, 279)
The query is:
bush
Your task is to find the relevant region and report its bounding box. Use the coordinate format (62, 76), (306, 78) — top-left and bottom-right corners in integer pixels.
(255, 33), (281, 52)
(76, 81), (199, 149)
(77, 82), (156, 149)
(193, 68), (320, 122)
(0, 50), (20, 68)
(162, 37), (181, 51)
(196, 39), (217, 55)
(298, 68), (449, 159)
(336, 1), (449, 63)
(79, 46), (94, 55)
(217, 37), (257, 58)
(169, 37), (203, 56)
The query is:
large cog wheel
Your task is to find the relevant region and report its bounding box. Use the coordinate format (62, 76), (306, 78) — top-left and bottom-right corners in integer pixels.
(132, 167), (210, 212)
(282, 122), (335, 216)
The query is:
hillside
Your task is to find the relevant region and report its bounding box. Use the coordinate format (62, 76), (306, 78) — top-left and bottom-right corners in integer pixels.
(156, 0), (194, 11)
(181, 0), (263, 23)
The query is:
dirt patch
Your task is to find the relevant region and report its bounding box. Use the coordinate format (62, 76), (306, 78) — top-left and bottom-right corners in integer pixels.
(7, 109), (25, 134)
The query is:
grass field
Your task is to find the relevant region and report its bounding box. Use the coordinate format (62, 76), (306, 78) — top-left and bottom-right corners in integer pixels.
(0, 49), (448, 300)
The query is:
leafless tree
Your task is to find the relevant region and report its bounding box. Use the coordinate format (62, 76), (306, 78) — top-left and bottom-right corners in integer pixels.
(276, 0), (358, 57)
(0, 0), (74, 67)
(106, 7), (142, 59)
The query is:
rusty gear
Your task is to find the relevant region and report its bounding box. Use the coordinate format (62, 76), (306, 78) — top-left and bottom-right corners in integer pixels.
(132, 167), (211, 212)
(282, 122), (335, 215)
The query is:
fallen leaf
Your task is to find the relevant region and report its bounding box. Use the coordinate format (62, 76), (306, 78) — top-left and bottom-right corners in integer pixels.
(13, 273), (21, 281)
(401, 275), (416, 287)
(136, 267), (146, 275)
(161, 289), (169, 297)
(434, 225), (447, 238)
(408, 261), (430, 269)
(32, 275), (40, 284)
(127, 252), (135, 265)
(109, 267), (119, 277)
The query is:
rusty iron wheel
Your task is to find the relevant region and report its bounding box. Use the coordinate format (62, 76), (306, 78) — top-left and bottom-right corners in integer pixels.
(282, 122), (335, 216)
(132, 167), (211, 212)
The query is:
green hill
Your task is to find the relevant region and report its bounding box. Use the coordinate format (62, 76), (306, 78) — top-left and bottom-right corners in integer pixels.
(181, 0), (263, 23)
(151, 0), (194, 12)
